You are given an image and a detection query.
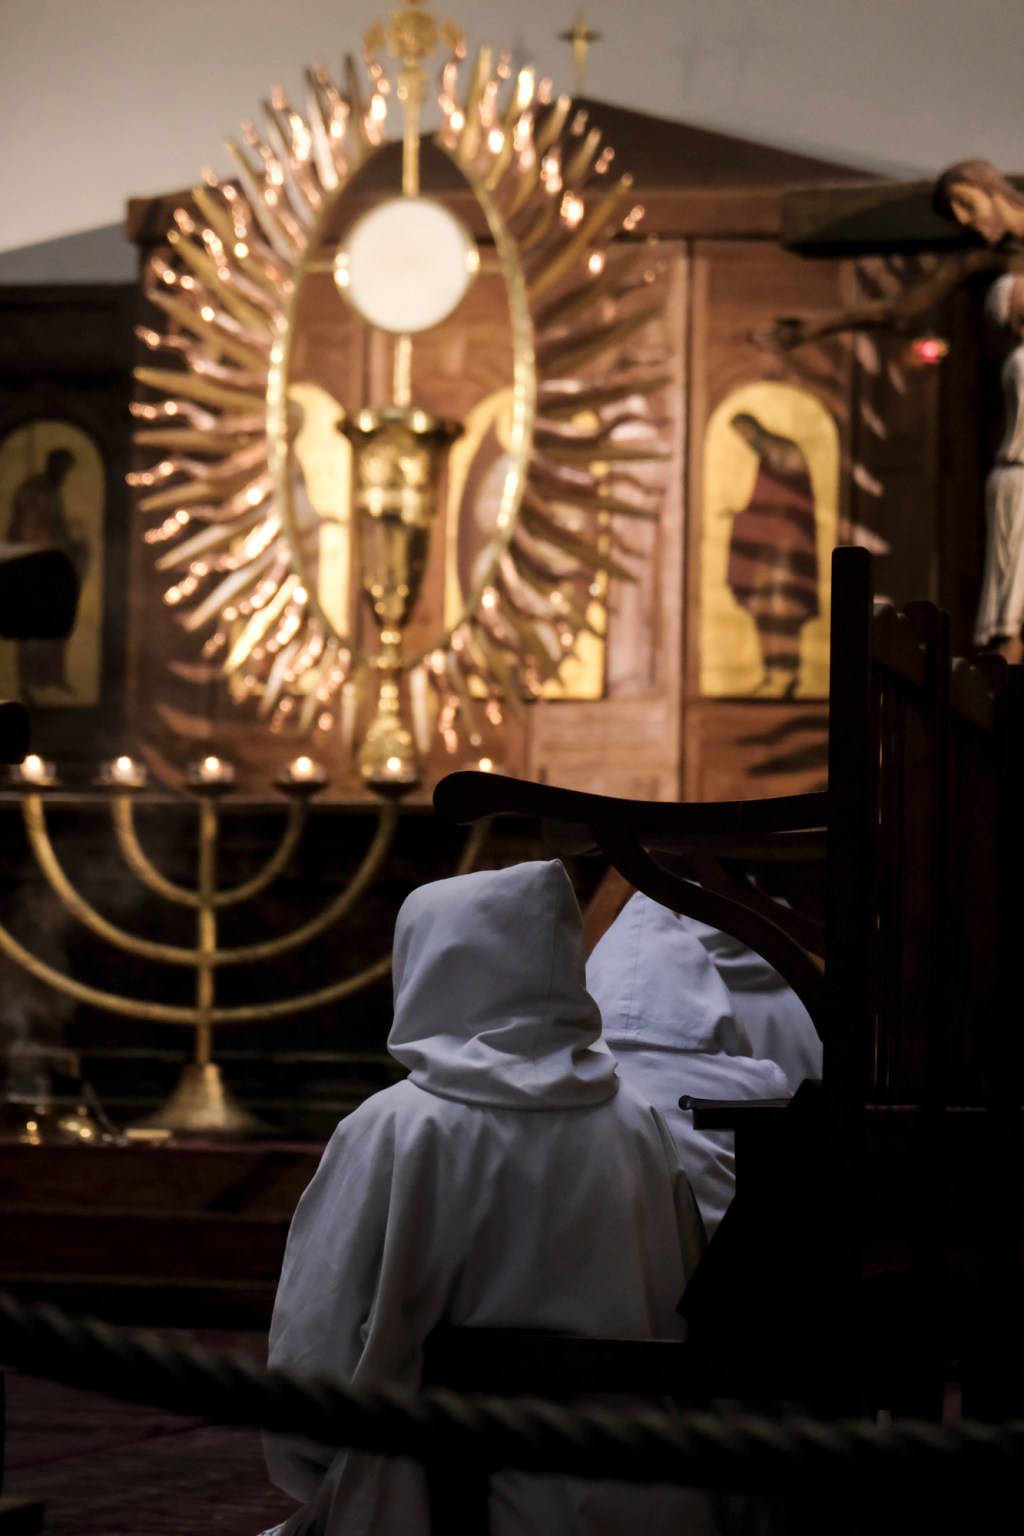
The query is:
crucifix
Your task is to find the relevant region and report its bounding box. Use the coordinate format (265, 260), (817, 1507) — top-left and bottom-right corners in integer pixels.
(761, 159), (1024, 662)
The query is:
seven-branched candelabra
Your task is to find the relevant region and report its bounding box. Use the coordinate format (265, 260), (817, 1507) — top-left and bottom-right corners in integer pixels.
(0, 754), (486, 1134)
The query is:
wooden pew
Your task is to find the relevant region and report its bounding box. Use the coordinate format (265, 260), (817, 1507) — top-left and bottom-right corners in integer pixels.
(430, 547), (1024, 1428)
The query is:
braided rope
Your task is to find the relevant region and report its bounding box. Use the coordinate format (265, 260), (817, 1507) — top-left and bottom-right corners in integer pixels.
(1, 1291), (1022, 1493)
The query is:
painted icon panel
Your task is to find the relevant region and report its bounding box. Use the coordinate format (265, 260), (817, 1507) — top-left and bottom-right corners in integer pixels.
(0, 419), (105, 707)
(701, 382), (838, 699)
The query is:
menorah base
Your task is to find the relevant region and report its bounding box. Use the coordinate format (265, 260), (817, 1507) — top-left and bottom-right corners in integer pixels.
(136, 1063), (266, 1138)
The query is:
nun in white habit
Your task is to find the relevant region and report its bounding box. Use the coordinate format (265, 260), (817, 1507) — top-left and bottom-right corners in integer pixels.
(673, 913), (823, 1094)
(587, 892), (791, 1237)
(262, 860), (706, 1536)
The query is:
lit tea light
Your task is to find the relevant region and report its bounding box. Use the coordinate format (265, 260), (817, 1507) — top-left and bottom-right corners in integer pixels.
(98, 755), (148, 790)
(10, 754), (58, 788)
(186, 754), (236, 790)
(365, 751), (420, 794)
(277, 754), (328, 794)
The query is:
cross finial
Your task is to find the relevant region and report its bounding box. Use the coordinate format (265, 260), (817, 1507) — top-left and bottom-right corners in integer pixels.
(365, 0), (464, 69)
(363, 0), (465, 197)
(559, 10), (602, 94)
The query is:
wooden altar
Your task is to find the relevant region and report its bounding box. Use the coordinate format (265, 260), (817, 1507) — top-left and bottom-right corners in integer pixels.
(0, 1138), (316, 1327)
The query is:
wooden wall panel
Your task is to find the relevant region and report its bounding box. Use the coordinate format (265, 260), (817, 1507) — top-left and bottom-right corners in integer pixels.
(526, 245), (688, 798)
(683, 239), (854, 803)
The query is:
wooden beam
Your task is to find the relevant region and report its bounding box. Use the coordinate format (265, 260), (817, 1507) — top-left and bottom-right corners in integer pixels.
(781, 175), (1024, 255)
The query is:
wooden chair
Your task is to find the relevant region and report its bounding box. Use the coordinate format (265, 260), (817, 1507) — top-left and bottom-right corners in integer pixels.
(430, 547), (1024, 1435)
(941, 650), (1024, 1418)
(421, 1327), (696, 1532)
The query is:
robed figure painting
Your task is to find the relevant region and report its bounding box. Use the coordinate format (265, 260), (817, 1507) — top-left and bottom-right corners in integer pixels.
(701, 382), (837, 699)
(724, 411), (821, 697)
(0, 420), (104, 707)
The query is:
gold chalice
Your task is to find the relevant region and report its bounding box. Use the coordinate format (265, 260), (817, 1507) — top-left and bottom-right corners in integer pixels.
(342, 406), (462, 788)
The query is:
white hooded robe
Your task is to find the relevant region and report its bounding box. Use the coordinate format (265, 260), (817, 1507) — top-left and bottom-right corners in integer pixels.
(672, 913), (823, 1094)
(263, 860), (706, 1536)
(587, 893), (790, 1236)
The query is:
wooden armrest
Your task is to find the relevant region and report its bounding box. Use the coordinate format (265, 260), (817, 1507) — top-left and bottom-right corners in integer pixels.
(683, 1096), (797, 1130)
(686, 1079), (823, 1131)
(434, 770), (827, 837)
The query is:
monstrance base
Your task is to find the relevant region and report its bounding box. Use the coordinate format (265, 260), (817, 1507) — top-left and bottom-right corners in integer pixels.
(358, 706), (421, 791)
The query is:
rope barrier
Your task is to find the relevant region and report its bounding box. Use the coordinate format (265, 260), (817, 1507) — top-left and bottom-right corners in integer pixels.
(1, 1291), (1023, 1495)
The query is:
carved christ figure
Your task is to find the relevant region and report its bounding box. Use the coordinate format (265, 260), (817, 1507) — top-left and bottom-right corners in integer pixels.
(753, 158), (1024, 661)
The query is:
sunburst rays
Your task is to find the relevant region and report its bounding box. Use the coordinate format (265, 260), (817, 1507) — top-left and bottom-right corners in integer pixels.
(132, 40), (669, 762)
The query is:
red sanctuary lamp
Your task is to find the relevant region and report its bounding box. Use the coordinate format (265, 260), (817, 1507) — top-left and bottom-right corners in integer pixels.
(907, 333), (950, 367)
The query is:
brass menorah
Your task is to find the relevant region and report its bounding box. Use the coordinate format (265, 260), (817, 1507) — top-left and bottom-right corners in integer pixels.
(0, 753), (486, 1135)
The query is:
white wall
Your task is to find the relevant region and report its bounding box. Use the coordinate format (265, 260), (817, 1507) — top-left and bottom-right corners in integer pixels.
(3, 0), (1022, 264)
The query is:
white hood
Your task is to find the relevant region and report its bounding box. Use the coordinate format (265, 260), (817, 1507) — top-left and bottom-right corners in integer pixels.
(587, 892), (752, 1055)
(388, 859), (619, 1110)
(673, 912), (822, 1092)
(587, 891), (790, 1236)
(675, 911), (792, 992)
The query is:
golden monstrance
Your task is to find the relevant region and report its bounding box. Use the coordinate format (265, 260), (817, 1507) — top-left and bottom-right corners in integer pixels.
(132, 0), (669, 788)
